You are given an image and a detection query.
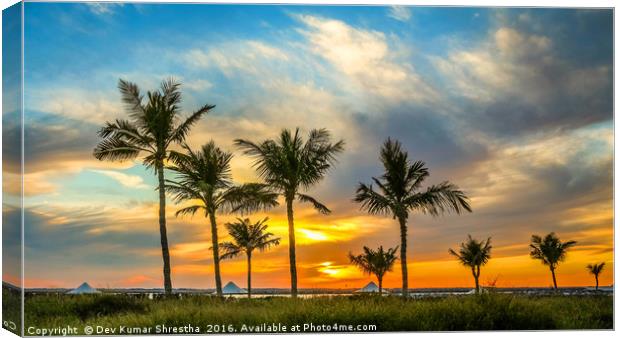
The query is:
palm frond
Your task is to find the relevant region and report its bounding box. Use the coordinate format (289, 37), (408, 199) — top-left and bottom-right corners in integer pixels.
(404, 181), (472, 216)
(219, 242), (243, 260)
(168, 103), (215, 146)
(354, 183), (393, 216)
(297, 193), (331, 215)
(118, 79), (145, 119)
(218, 183), (279, 214)
(175, 205), (204, 218)
(93, 137), (145, 162)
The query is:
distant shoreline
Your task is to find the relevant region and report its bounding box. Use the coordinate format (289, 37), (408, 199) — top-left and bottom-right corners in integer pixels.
(5, 283), (612, 296)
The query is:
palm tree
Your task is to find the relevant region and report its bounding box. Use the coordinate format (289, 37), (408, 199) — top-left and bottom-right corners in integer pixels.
(349, 245), (398, 293)
(235, 128), (344, 297)
(448, 235), (492, 294)
(529, 232), (577, 290)
(166, 141), (278, 297)
(93, 78), (214, 295)
(586, 262), (605, 291)
(219, 217), (281, 298)
(354, 138), (471, 297)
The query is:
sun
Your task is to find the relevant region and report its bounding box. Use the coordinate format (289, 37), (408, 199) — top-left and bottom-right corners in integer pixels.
(300, 229), (329, 241)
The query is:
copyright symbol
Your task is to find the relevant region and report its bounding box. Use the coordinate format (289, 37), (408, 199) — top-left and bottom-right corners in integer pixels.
(84, 326), (94, 335)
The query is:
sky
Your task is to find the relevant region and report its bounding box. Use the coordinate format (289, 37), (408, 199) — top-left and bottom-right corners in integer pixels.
(3, 3), (613, 290)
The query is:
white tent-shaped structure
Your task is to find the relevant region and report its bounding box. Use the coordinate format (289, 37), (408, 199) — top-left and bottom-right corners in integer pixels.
(221, 281), (247, 295)
(354, 281), (389, 294)
(67, 282), (100, 294)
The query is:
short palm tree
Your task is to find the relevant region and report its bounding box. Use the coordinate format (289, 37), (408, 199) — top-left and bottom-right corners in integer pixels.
(449, 235), (492, 294)
(586, 262), (605, 290)
(219, 217), (281, 298)
(354, 138), (471, 297)
(94, 78), (214, 295)
(529, 232), (577, 290)
(235, 128), (344, 297)
(349, 245), (398, 293)
(166, 141), (278, 297)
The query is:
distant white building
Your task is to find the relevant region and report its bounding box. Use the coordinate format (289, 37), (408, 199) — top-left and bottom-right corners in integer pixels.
(67, 282), (100, 294)
(354, 281), (389, 294)
(221, 281), (247, 294)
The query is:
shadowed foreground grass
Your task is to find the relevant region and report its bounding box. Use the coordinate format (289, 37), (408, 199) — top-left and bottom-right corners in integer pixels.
(23, 293), (612, 333)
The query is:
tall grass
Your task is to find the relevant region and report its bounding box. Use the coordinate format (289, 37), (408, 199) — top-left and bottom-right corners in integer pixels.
(23, 293), (612, 332)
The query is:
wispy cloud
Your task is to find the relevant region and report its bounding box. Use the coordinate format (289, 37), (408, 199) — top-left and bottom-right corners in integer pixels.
(388, 6), (412, 22)
(86, 3), (124, 16)
(91, 170), (150, 189)
(296, 14), (438, 104)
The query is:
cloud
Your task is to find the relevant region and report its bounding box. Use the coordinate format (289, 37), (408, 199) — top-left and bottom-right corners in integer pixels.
(86, 3), (124, 16)
(432, 26), (612, 136)
(296, 15), (439, 105)
(388, 6), (412, 22)
(183, 40), (289, 77)
(91, 170), (150, 189)
(27, 88), (121, 124)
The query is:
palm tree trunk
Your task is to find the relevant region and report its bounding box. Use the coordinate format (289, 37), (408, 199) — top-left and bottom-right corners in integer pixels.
(398, 216), (408, 298)
(472, 266), (478, 294)
(157, 162), (172, 295)
(247, 252), (252, 299)
(378, 276), (383, 294)
(595, 275), (599, 291)
(208, 211), (223, 297)
(550, 267), (558, 290)
(286, 198), (298, 298)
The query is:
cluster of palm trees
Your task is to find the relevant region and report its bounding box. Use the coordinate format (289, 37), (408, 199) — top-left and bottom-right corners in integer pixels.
(94, 78), (345, 297)
(350, 232), (607, 295)
(94, 78), (607, 297)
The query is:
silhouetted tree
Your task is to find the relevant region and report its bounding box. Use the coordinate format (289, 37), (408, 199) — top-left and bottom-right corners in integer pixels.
(220, 218), (280, 298)
(166, 142), (278, 297)
(449, 235), (492, 294)
(94, 78), (214, 294)
(586, 262), (606, 290)
(235, 128), (344, 297)
(529, 232), (577, 290)
(349, 246), (398, 293)
(354, 138), (471, 297)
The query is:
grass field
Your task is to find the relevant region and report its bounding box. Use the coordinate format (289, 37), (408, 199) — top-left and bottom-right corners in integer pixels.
(15, 291), (613, 334)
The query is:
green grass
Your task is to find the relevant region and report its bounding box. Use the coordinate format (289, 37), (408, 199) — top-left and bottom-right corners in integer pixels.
(21, 293), (612, 334)
(2, 286), (22, 334)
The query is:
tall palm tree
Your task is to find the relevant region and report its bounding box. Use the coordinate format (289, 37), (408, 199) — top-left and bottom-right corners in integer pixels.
(349, 245), (398, 293)
(219, 217), (281, 298)
(586, 262), (605, 291)
(529, 232), (577, 290)
(94, 78), (214, 295)
(235, 128), (345, 297)
(166, 141), (278, 297)
(354, 138), (471, 297)
(448, 235), (492, 294)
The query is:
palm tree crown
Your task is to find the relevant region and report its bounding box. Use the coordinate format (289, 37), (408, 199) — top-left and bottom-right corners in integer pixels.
(94, 78), (214, 167)
(235, 128), (344, 297)
(166, 141), (278, 296)
(220, 217), (280, 298)
(354, 138), (471, 297)
(530, 232), (577, 290)
(220, 218), (281, 259)
(93, 78), (214, 295)
(449, 235), (492, 293)
(235, 128), (345, 208)
(349, 245), (398, 293)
